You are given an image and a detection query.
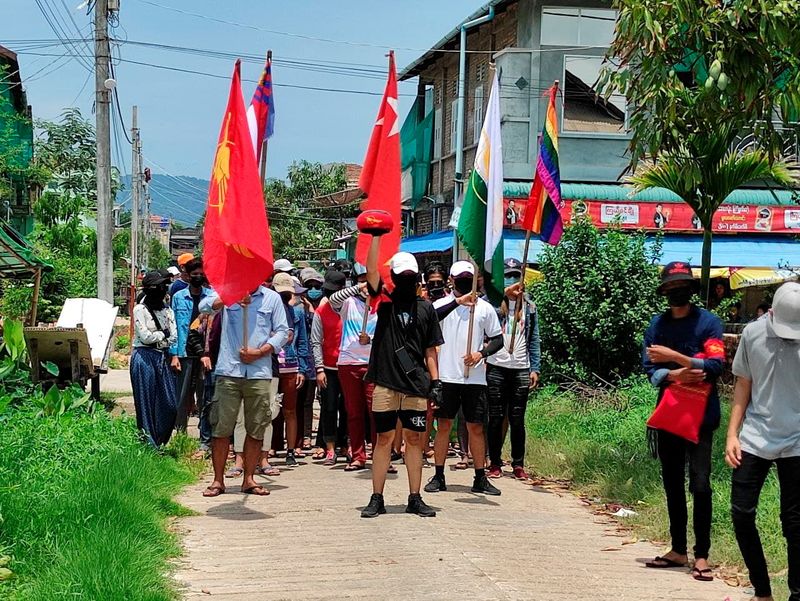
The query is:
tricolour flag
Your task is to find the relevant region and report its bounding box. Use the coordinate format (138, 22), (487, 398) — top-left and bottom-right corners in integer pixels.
(521, 83), (563, 245)
(355, 51), (401, 285)
(457, 69), (504, 302)
(246, 54), (275, 164)
(204, 60), (274, 306)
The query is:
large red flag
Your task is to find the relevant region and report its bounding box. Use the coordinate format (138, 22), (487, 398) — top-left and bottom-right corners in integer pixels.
(355, 51), (401, 284)
(204, 60), (274, 306)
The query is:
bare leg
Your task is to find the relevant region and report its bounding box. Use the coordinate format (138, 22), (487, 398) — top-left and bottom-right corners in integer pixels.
(205, 437), (228, 493)
(404, 430), (424, 494)
(467, 422), (487, 469)
(433, 418), (453, 467)
(241, 435), (263, 490)
(372, 431), (394, 494)
(393, 421), (403, 454)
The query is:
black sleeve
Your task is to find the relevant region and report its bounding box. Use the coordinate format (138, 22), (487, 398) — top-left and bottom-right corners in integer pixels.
(425, 304), (444, 348)
(367, 279), (384, 298)
(435, 298), (458, 321)
(482, 334), (504, 357)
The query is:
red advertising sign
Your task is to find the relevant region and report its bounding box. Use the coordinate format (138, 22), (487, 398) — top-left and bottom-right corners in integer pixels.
(504, 197), (800, 234)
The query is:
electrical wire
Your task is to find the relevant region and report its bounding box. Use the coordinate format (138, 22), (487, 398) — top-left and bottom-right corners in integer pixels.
(33, 0), (93, 72)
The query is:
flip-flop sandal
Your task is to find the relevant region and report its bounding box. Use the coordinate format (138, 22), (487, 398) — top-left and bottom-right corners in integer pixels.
(387, 464), (398, 474)
(691, 568), (714, 581)
(645, 556), (688, 569)
(242, 485), (270, 496)
(323, 454), (336, 466)
(225, 467), (243, 478)
(312, 450), (326, 460)
(202, 485), (225, 497)
(344, 463), (365, 472)
(454, 461), (469, 470)
(302, 441), (313, 451)
(294, 450), (306, 459)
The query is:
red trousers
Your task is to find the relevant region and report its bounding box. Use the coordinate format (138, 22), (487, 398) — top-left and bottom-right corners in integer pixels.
(338, 364), (375, 465)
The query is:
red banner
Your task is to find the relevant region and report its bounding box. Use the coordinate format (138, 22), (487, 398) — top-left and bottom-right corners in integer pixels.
(504, 197), (800, 234)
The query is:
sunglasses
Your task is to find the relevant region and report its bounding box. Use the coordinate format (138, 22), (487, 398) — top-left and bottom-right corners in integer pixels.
(306, 283), (322, 290)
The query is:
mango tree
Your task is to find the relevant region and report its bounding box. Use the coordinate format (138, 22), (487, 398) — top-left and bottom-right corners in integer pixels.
(601, 0), (800, 303)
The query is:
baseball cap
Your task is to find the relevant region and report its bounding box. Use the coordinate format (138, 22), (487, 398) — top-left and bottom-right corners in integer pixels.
(177, 253), (194, 267)
(390, 252), (419, 275)
(142, 270), (171, 288)
(300, 267), (323, 284)
(272, 272), (295, 294)
(353, 262), (367, 276)
(450, 260), (475, 278)
(504, 257), (523, 275)
(770, 281), (800, 340)
(167, 266), (180, 277)
(291, 276), (307, 294)
(273, 258), (294, 273)
(657, 261), (697, 294)
(323, 270), (347, 292)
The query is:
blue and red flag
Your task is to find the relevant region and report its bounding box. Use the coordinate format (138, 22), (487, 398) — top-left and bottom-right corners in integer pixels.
(247, 54), (275, 163)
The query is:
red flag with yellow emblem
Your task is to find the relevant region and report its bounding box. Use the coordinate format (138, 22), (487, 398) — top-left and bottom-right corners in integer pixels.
(204, 60), (274, 306)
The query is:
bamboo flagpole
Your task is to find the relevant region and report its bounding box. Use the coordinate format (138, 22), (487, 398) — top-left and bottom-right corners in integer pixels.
(463, 259), (480, 378)
(507, 229), (532, 351)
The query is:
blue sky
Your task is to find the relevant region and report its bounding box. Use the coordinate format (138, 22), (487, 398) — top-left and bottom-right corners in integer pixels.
(3, 1), (487, 181)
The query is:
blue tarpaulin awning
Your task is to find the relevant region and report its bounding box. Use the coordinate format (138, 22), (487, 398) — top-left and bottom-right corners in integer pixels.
(400, 230), (800, 269)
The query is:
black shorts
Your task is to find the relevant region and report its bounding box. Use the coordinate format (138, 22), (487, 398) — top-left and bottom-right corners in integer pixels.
(373, 409), (427, 433)
(435, 383), (487, 423)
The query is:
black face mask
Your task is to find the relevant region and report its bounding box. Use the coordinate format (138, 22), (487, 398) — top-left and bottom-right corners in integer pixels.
(666, 286), (693, 307)
(391, 273), (418, 303)
(453, 277), (474, 295)
(427, 281), (446, 301)
(143, 286), (167, 308)
(189, 275), (205, 288)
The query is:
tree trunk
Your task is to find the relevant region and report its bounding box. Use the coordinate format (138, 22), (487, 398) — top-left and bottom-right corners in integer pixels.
(700, 227), (713, 307)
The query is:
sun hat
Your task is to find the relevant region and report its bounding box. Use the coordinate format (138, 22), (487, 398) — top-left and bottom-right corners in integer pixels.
(272, 272), (295, 294)
(273, 258), (294, 273)
(300, 267), (323, 284)
(322, 270), (347, 292)
(770, 281), (800, 340)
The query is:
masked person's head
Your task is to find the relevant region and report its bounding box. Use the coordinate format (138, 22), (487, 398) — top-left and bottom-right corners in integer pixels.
(424, 261), (447, 301)
(300, 268), (324, 303)
(184, 258), (205, 289)
(503, 257), (523, 290)
(322, 269), (346, 298)
(272, 273), (297, 304)
(449, 261), (475, 296)
(389, 252), (419, 303)
(657, 262), (698, 308)
(353, 262), (368, 284)
(177, 253), (194, 280)
(141, 270), (171, 309)
(769, 282), (800, 341)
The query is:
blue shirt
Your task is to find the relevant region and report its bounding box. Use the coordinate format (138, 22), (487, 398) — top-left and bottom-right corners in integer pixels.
(170, 286), (212, 357)
(200, 286), (289, 380)
(642, 305), (724, 429)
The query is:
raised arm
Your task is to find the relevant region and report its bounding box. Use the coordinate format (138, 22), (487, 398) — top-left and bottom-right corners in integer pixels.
(365, 235), (381, 293)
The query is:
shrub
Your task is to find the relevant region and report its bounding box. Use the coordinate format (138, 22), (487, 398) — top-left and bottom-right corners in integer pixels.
(533, 220), (663, 383)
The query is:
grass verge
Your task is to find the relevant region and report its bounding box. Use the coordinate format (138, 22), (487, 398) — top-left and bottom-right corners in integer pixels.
(0, 409), (200, 600)
(525, 378), (787, 596)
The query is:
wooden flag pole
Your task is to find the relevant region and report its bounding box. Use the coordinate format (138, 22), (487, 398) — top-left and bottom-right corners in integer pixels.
(507, 228), (532, 351)
(463, 259), (480, 378)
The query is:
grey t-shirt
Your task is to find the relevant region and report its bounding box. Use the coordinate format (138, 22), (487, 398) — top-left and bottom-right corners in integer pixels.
(732, 316), (800, 460)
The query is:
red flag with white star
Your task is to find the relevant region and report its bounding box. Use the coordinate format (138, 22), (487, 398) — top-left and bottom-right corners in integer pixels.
(204, 60), (274, 306)
(355, 51), (401, 284)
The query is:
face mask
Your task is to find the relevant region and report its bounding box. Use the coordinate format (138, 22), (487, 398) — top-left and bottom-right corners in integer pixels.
(426, 281), (446, 301)
(391, 272), (418, 302)
(504, 276), (519, 288)
(307, 289), (323, 301)
(666, 287), (693, 307)
(190, 275), (205, 288)
(453, 277), (473, 295)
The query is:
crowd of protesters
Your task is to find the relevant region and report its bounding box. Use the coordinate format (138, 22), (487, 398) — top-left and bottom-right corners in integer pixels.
(128, 247), (800, 597)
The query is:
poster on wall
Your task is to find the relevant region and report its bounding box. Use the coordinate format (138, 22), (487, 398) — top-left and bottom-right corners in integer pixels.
(506, 197), (800, 234)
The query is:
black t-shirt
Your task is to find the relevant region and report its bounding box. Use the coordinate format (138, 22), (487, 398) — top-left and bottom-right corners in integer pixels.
(365, 295), (444, 397)
(190, 291), (202, 323)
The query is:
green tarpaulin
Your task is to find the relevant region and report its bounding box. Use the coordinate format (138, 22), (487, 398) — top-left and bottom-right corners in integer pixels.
(0, 222), (51, 279)
(400, 97), (433, 209)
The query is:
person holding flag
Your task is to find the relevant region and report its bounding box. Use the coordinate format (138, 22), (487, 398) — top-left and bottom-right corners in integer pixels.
(200, 60), (287, 498)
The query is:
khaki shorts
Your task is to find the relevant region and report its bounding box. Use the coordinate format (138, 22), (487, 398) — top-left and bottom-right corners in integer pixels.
(211, 376), (272, 440)
(371, 385), (427, 413)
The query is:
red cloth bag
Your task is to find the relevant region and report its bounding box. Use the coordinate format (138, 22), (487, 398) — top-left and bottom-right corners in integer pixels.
(646, 339), (725, 444)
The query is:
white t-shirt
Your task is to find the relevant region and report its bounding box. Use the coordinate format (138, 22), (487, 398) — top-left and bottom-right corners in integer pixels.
(434, 294), (502, 385)
(487, 299), (529, 370)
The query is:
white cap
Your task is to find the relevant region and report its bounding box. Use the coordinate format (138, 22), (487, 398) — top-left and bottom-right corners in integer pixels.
(770, 281), (800, 340)
(390, 252), (419, 274)
(273, 258), (294, 273)
(167, 266), (180, 276)
(450, 260), (475, 277)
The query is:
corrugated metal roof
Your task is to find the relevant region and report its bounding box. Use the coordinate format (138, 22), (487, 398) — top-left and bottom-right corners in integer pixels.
(398, 0), (515, 81)
(503, 182), (799, 206)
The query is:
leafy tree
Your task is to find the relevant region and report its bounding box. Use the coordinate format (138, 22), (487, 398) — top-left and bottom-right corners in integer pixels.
(264, 160), (356, 260)
(601, 0), (800, 302)
(533, 220), (663, 383)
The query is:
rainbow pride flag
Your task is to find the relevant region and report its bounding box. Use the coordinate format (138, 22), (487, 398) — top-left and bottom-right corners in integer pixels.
(522, 83), (563, 245)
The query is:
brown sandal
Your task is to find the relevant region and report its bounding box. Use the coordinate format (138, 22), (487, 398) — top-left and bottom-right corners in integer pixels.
(242, 485), (270, 496)
(202, 484), (225, 497)
(691, 567), (714, 581)
(344, 462), (365, 472)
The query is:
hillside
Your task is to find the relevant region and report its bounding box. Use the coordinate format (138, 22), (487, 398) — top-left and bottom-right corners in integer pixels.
(118, 174), (209, 226)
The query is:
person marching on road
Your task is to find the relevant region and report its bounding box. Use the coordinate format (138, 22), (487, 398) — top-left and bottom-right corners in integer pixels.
(425, 261), (504, 497)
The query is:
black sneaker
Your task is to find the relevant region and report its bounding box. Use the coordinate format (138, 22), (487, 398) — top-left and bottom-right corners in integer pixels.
(285, 453), (298, 467)
(472, 475), (501, 496)
(360, 493), (386, 518)
(424, 474), (447, 493)
(406, 493), (436, 517)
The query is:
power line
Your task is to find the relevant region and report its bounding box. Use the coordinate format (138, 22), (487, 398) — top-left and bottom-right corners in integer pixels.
(33, 0), (93, 72)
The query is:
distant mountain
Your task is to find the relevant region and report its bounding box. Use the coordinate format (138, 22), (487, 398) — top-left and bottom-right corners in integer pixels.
(119, 174), (209, 227)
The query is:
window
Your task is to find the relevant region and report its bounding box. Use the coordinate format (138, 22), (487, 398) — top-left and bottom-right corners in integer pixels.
(433, 107), (443, 159)
(473, 86), (484, 144)
(540, 7), (617, 46)
(449, 99), (459, 154)
(562, 55), (626, 134)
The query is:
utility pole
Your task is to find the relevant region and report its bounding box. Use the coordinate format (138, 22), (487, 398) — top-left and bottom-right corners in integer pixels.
(95, 0), (114, 302)
(130, 105), (140, 290)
